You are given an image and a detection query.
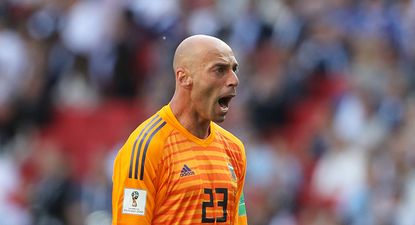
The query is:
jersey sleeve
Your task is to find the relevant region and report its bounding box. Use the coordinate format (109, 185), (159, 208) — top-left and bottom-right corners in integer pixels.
(236, 193), (248, 224)
(214, 123), (249, 225)
(234, 144), (248, 225)
(112, 116), (167, 225)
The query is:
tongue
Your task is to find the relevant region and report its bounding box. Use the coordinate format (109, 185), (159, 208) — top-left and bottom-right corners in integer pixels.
(219, 101), (228, 111)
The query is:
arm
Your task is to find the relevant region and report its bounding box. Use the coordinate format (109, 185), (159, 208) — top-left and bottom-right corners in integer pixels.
(112, 118), (167, 225)
(235, 145), (248, 225)
(112, 144), (156, 225)
(236, 192), (248, 225)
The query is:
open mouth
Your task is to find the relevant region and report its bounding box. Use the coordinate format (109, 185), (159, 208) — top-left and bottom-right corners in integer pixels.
(218, 95), (235, 110)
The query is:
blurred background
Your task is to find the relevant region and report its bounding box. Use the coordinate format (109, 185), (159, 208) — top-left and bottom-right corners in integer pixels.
(1, 0), (415, 224)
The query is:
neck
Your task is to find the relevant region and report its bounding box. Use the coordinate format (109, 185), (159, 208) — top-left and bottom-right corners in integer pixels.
(170, 95), (210, 139)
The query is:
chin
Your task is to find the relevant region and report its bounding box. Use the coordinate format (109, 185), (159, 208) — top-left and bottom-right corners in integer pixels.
(213, 115), (226, 123)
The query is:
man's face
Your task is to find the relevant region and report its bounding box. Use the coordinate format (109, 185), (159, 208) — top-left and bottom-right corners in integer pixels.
(190, 45), (239, 123)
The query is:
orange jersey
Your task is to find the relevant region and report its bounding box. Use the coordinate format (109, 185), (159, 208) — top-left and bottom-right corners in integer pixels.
(112, 105), (248, 225)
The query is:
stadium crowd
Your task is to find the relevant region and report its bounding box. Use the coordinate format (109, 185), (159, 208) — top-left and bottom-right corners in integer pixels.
(1, 0), (415, 224)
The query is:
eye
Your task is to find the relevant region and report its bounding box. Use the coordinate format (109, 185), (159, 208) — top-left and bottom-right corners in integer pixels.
(232, 65), (239, 73)
(216, 66), (226, 74)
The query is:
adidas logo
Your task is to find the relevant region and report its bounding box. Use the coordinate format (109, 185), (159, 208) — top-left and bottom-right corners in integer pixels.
(180, 164), (195, 177)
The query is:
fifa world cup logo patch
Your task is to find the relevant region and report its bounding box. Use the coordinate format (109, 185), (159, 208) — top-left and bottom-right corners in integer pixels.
(122, 188), (146, 215)
(131, 191), (139, 207)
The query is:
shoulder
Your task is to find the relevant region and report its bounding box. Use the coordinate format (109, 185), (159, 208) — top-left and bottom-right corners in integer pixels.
(212, 123), (245, 151)
(132, 113), (173, 152)
(114, 112), (175, 179)
(212, 123), (247, 179)
(118, 113), (174, 162)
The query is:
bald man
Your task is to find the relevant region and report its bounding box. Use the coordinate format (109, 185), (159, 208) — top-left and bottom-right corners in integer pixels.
(112, 35), (248, 225)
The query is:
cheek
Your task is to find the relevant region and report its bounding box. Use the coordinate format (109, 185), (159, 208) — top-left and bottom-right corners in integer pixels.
(193, 79), (212, 97)
(192, 82), (217, 107)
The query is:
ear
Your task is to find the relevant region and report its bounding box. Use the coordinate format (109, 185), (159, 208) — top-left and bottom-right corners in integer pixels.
(176, 68), (193, 88)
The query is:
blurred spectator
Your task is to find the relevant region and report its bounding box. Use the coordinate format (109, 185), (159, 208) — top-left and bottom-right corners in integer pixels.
(0, 23), (31, 145)
(0, 152), (31, 225)
(30, 141), (82, 225)
(311, 134), (368, 224)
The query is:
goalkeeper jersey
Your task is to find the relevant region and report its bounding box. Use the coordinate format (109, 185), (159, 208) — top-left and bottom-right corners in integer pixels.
(112, 105), (248, 225)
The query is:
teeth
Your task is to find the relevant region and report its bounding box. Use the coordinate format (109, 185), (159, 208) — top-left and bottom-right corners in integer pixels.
(219, 101), (229, 111)
(218, 95), (234, 111)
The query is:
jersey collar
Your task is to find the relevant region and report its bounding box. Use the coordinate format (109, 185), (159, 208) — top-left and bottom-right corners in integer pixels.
(160, 105), (215, 147)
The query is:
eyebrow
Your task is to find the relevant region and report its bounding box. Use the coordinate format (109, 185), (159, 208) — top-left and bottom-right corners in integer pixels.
(210, 62), (239, 70)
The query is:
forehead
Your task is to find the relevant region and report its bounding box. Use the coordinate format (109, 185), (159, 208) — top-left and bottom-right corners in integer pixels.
(202, 48), (238, 66)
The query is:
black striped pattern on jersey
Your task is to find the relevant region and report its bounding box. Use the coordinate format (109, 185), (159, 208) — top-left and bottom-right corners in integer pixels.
(128, 114), (160, 179)
(139, 120), (166, 180)
(129, 114), (166, 180)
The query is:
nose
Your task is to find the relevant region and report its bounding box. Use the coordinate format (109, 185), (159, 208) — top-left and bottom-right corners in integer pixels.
(227, 71), (239, 87)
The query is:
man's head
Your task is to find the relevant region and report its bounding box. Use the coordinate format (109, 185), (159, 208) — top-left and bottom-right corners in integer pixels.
(172, 35), (239, 123)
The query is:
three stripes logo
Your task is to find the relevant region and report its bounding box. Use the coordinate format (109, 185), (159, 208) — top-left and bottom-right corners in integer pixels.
(180, 164), (195, 177)
(129, 114), (166, 180)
